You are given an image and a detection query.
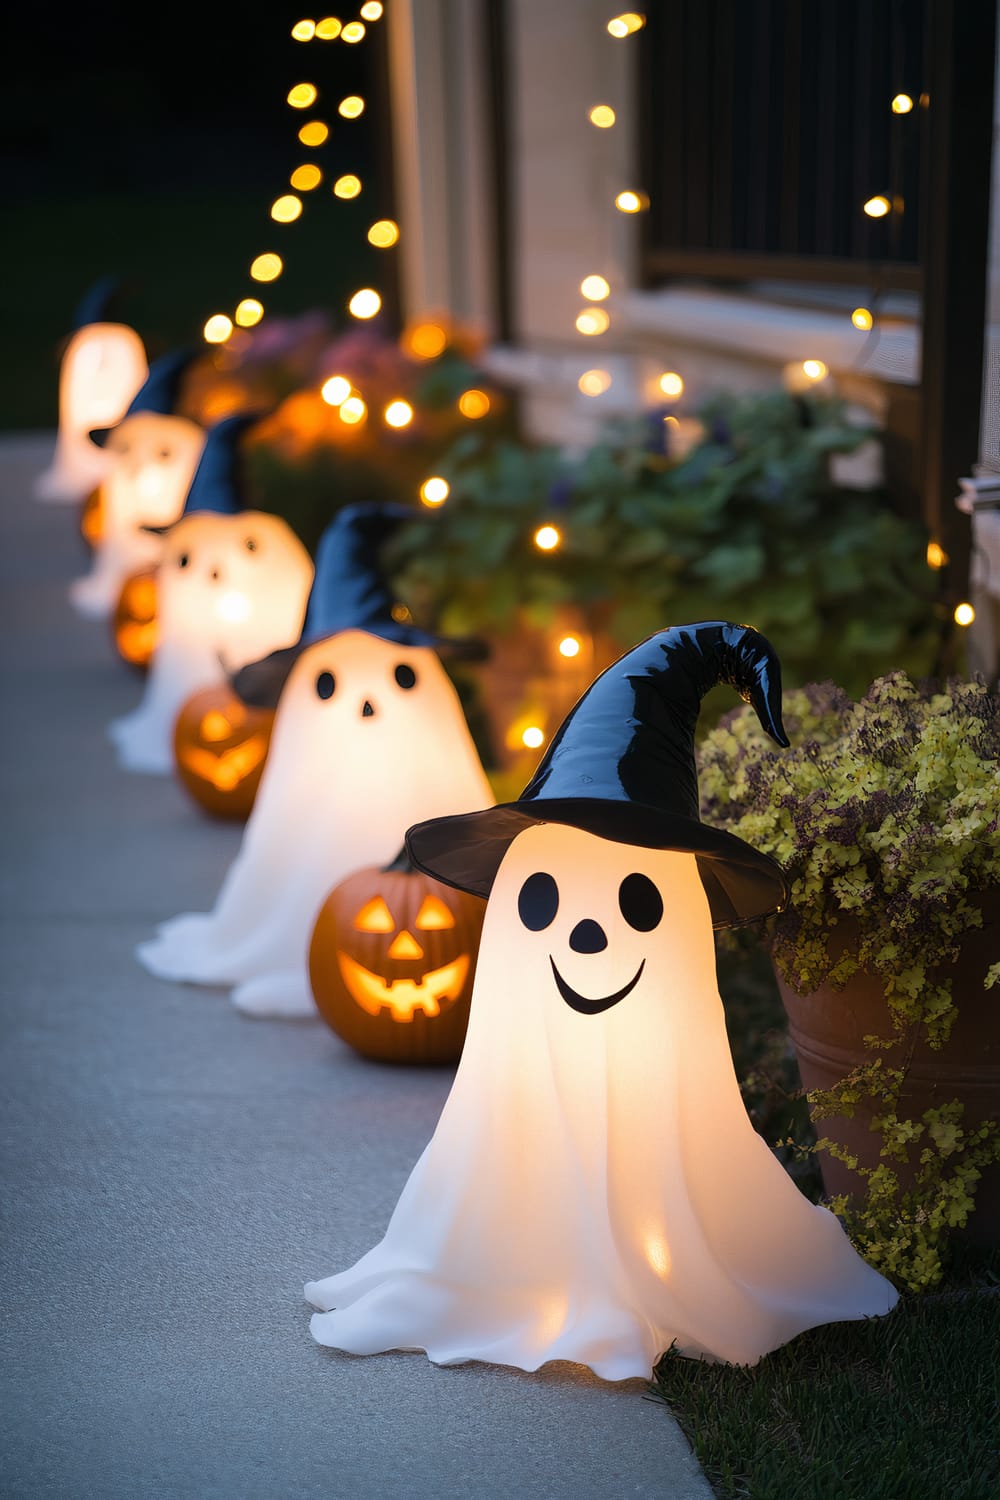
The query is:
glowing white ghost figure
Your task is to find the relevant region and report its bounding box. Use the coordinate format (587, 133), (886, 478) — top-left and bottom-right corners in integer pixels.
(108, 509), (313, 774)
(305, 822), (899, 1379)
(136, 629), (497, 1018)
(69, 410), (207, 618)
(34, 322), (148, 504)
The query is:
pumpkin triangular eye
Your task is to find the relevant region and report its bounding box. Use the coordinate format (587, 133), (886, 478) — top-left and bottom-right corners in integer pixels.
(414, 894), (455, 930)
(353, 896), (395, 932)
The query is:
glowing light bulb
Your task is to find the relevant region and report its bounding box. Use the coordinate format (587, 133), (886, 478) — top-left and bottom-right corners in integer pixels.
(235, 299), (264, 328)
(802, 359), (828, 381)
(287, 83), (318, 109)
(321, 375), (351, 406)
(522, 726), (545, 749)
(339, 396), (367, 425)
(271, 195), (303, 223)
(204, 315), (233, 345)
(534, 525), (561, 551)
(385, 400), (414, 428)
(291, 19), (316, 40)
(406, 322), (447, 359)
(315, 17), (342, 39)
(558, 635), (581, 658)
(420, 477), (449, 507)
(580, 274), (610, 301)
(298, 120), (329, 146)
(368, 219), (399, 248)
(864, 195), (891, 218)
(615, 190), (648, 213)
(342, 20), (365, 41)
(290, 164), (322, 191)
(588, 104), (616, 128)
(954, 602), (975, 627)
(349, 288), (381, 319)
(457, 389), (491, 419)
(658, 371), (684, 398)
(338, 95), (365, 118)
(926, 541), (948, 570)
(891, 93), (914, 114)
(576, 307), (610, 336)
(333, 175), (362, 200)
(217, 590), (251, 625)
(852, 307), (874, 331)
(250, 253), (283, 282)
(360, 1), (383, 17)
(578, 369), (612, 397)
(607, 12), (645, 37)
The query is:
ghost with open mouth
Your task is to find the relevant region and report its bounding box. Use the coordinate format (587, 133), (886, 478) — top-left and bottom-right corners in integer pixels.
(107, 412), (313, 775)
(304, 621), (899, 1378)
(136, 502), (495, 1019)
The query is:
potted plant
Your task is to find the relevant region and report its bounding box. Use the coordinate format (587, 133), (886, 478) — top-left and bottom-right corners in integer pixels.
(697, 670), (1000, 1293)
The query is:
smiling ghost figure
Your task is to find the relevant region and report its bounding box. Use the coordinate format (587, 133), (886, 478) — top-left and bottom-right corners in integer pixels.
(304, 621), (899, 1379)
(35, 278), (149, 504)
(108, 414), (313, 774)
(69, 350), (205, 617)
(136, 502), (494, 1020)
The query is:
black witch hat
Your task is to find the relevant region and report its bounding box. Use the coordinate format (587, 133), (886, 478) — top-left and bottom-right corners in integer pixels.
(89, 347), (200, 446)
(72, 275), (122, 330)
(230, 501), (488, 710)
(141, 411), (260, 535)
(405, 620), (790, 929)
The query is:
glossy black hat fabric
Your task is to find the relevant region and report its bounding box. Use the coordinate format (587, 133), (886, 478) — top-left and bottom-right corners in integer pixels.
(406, 620), (791, 929)
(230, 501), (488, 709)
(89, 348), (200, 446)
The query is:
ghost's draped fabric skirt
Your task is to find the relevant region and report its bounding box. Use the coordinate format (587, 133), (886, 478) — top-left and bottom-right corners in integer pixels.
(305, 831), (899, 1380)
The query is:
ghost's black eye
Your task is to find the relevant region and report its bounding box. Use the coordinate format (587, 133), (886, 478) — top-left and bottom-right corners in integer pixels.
(177, 553), (190, 569)
(618, 873), (663, 931)
(315, 671), (336, 700)
(394, 663), (417, 690)
(244, 537), (258, 552)
(518, 872), (559, 931)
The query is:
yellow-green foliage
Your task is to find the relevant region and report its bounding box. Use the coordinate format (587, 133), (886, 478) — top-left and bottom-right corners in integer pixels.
(699, 672), (1000, 1291)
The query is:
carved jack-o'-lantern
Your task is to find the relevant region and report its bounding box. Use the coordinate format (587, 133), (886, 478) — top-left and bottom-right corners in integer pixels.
(309, 849), (486, 1065)
(173, 683), (275, 821)
(112, 567), (159, 671)
(79, 485), (105, 549)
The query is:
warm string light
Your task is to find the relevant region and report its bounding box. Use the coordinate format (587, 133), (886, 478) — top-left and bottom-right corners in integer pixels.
(607, 12), (645, 37)
(658, 372), (683, 398)
(534, 526), (561, 551)
(926, 541), (948, 570)
(851, 307), (873, 331)
(206, 10), (388, 347)
(420, 477), (449, 507)
(954, 602), (975, 627)
(863, 195), (891, 218)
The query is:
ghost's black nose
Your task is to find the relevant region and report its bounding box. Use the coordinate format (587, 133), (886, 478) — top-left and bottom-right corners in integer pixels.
(569, 919), (607, 954)
(362, 700), (375, 717)
(210, 567), (221, 582)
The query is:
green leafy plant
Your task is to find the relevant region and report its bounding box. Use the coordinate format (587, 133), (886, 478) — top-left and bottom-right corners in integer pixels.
(384, 389), (940, 698)
(698, 671), (1000, 1291)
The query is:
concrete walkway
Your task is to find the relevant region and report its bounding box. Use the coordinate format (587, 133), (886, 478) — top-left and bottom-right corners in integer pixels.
(0, 433), (714, 1500)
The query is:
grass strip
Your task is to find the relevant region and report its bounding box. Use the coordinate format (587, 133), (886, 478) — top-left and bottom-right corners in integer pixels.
(650, 1286), (1000, 1500)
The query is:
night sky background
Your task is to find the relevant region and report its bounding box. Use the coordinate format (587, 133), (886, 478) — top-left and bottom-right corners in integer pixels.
(2, 3), (396, 427)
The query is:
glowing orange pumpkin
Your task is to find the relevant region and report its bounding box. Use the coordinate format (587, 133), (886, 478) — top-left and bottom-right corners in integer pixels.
(79, 484), (105, 549)
(112, 568), (159, 671)
(173, 683), (275, 821)
(309, 850), (486, 1064)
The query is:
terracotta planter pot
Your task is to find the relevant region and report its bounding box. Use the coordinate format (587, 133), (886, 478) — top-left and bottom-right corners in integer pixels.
(774, 893), (1000, 1248)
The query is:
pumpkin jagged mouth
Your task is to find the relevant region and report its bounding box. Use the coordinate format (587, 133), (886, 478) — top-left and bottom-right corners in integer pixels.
(549, 957), (645, 1016)
(179, 736), (268, 791)
(336, 952), (470, 1022)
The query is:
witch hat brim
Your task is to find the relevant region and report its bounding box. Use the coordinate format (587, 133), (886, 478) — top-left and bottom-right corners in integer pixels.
(405, 798), (788, 929)
(230, 626), (490, 711)
(405, 620), (792, 930)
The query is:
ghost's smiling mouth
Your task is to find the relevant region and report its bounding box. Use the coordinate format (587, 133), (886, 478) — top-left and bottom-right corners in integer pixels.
(549, 957), (645, 1016)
